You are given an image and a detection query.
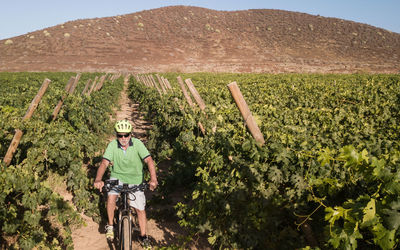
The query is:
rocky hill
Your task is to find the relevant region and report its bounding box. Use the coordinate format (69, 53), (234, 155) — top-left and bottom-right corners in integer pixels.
(0, 5), (399, 73)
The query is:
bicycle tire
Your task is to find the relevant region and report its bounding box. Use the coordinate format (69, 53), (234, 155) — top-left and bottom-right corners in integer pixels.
(121, 217), (131, 250)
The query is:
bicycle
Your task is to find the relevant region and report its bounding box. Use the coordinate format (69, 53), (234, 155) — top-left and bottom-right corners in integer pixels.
(103, 179), (149, 250)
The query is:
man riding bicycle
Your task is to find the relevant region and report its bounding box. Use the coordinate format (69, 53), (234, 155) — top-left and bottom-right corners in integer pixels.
(94, 119), (158, 247)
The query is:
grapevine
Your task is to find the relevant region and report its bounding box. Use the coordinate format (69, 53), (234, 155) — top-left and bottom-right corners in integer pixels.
(129, 73), (400, 249)
(0, 72), (123, 249)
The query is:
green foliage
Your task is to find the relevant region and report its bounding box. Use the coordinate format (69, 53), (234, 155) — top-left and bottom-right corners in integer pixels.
(0, 72), (123, 249)
(129, 73), (400, 249)
(313, 146), (400, 249)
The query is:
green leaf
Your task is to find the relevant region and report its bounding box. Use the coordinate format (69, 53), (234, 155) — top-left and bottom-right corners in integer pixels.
(326, 206), (346, 225)
(268, 165), (283, 184)
(371, 157), (386, 176)
(317, 147), (335, 166)
(362, 198), (376, 226)
(58, 139), (66, 149)
(382, 208), (400, 230)
(192, 190), (200, 200)
(360, 149), (369, 164)
(372, 224), (396, 249)
(328, 235), (341, 248)
(339, 145), (359, 167)
(389, 199), (400, 210)
(242, 140), (251, 151)
(208, 234), (217, 245)
(276, 148), (291, 165)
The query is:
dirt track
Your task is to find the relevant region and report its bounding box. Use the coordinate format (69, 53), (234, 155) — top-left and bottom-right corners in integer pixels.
(71, 75), (210, 249)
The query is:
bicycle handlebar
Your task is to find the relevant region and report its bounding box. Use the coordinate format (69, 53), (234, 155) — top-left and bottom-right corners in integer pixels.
(102, 180), (149, 194)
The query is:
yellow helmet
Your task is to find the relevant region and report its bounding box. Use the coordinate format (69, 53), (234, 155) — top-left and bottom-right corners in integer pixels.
(114, 119), (132, 133)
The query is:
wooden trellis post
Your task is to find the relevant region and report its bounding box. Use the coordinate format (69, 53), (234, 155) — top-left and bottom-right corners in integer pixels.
(95, 75), (107, 91)
(154, 75), (167, 94)
(69, 73), (81, 94)
(227, 82), (265, 145)
(185, 78), (206, 111)
(3, 78), (51, 166)
(140, 75), (148, 87)
(177, 77), (206, 135)
(163, 77), (172, 90)
(155, 74), (164, 91)
(144, 75), (152, 87)
(156, 74), (171, 91)
(110, 73), (121, 83)
(137, 75), (145, 86)
(87, 76), (99, 96)
(82, 79), (92, 95)
(52, 76), (76, 121)
(147, 75), (155, 88)
(134, 74), (140, 82)
(149, 75), (162, 96)
(177, 76), (194, 107)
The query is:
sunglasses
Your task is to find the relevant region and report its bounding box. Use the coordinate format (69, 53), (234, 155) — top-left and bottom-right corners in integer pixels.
(117, 133), (130, 138)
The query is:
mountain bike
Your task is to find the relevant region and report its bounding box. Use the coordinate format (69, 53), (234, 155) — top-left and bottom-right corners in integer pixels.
(103, 179), (149, 250)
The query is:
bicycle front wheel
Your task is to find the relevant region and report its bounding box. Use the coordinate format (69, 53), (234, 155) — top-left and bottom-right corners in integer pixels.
(121, 217), (131, 250)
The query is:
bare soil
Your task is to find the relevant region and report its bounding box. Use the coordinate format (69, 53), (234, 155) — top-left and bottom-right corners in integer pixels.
(71, 75), (210, 249)
(0, 6), (399, 73)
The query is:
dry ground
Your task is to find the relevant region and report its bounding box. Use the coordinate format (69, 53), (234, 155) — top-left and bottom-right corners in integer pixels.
(1, 6), (399, 73)
(71, 75), (210, 249)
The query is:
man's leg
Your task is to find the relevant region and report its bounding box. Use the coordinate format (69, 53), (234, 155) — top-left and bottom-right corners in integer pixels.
(135, 208), (147, 236)
(105, 194), (117, 239)
(107, 194), (118, 225)
(136, 208), (151, 247)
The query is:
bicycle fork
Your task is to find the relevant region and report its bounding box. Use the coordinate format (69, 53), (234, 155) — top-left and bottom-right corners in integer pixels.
(119, 211), (132, 250)
(118, 190), (133, 250)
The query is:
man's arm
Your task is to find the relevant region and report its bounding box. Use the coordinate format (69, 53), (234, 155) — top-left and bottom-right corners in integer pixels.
(144, 156), (158, 191)
(93, 158), (110, 190)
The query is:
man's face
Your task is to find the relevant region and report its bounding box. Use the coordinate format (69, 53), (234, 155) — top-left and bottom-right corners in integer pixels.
(117, 133), (131, 146)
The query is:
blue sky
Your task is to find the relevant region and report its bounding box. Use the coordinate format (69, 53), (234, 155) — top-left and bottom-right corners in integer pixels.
(1, 0), (399, 40)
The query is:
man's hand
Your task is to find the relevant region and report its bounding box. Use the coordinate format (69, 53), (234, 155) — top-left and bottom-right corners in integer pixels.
(94, 180), (104, 191)
(144, 156), (158, 191)
(149, 179), (158, 191)
(94, 159), (109, 191)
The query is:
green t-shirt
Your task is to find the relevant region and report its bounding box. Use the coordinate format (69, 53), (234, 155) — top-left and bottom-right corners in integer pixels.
(103, 138), (150, 184)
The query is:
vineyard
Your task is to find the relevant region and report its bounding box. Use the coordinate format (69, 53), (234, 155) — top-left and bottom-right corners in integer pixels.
(130, 73), (400, 249)
(1, 72), (400, 249)
(0, 72), (123, 249)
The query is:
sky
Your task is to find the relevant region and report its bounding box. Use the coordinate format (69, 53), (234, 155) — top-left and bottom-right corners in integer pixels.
(1, 0), (399, 40)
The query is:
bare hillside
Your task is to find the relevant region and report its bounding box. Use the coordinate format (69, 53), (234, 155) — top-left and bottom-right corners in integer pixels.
(0, 5), (399, 73)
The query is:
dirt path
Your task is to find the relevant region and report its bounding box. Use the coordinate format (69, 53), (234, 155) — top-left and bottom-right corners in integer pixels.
(71, 75), (210, 249)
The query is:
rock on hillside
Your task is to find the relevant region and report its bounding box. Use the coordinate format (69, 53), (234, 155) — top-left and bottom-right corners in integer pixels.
(0, 5), (399, 73)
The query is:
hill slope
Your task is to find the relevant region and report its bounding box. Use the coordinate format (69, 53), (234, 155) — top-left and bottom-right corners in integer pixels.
(1, 6), (399, 73)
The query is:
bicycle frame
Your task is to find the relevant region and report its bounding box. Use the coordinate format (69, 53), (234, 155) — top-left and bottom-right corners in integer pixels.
(104, 180), (147, 250)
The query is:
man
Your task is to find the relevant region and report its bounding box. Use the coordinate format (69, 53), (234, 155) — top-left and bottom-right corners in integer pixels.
(94, 119), (158, 247)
